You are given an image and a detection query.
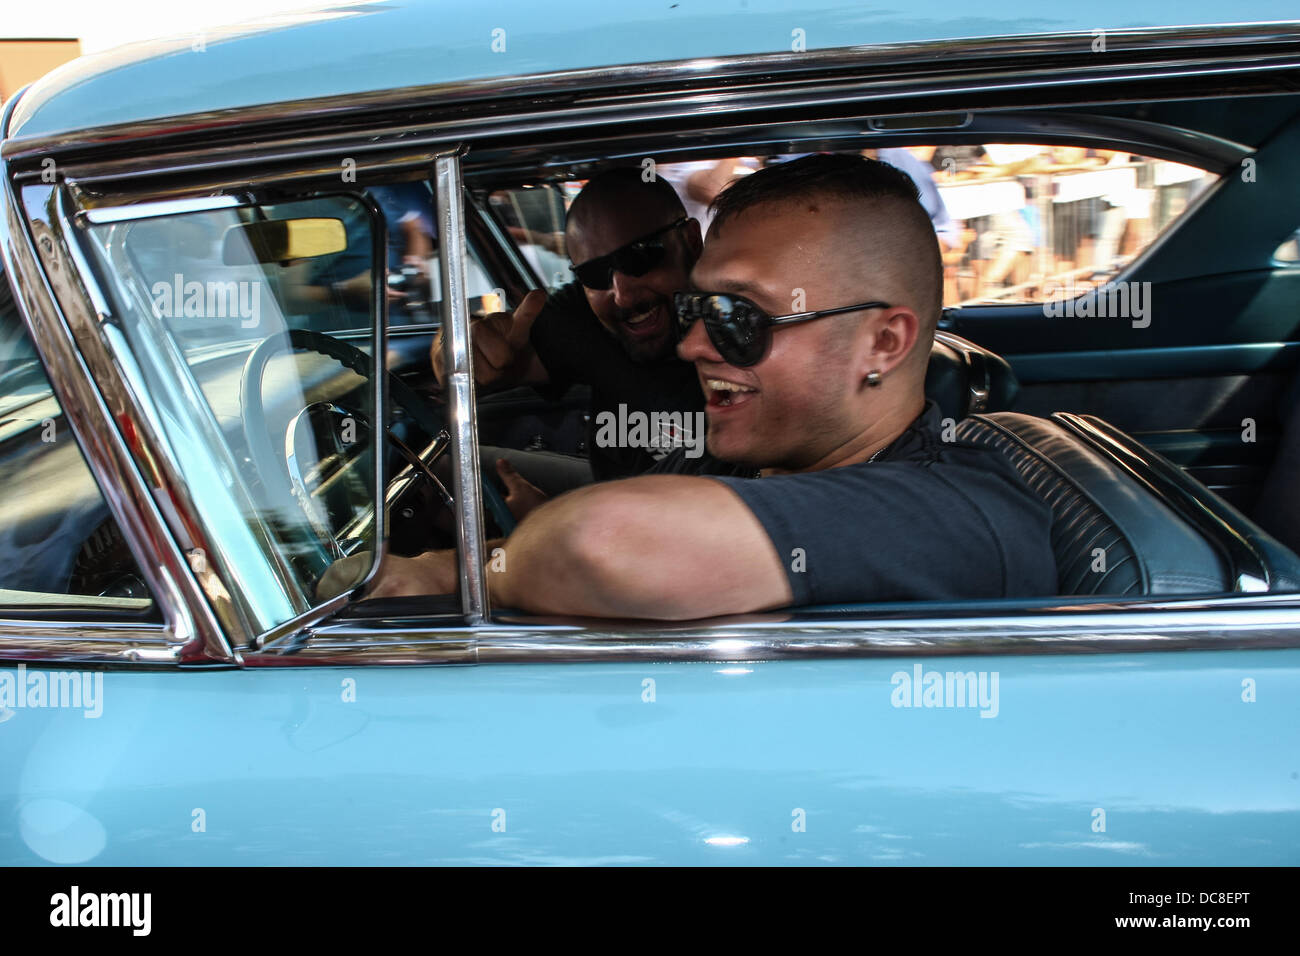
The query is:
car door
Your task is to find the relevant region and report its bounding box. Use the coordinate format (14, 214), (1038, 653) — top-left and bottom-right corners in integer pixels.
(13, 640), (1297, 865)
(4, 41), (1300, 869)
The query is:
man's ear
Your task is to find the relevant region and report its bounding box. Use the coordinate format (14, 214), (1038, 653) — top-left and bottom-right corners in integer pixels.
(855, 307), (921, 385)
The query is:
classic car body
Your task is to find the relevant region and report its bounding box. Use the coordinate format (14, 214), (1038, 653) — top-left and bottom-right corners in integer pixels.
(1, 1), (1299, 865)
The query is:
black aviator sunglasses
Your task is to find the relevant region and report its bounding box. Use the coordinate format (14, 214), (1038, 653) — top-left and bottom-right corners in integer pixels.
(673, 292), (891, 367)
(570, 217), (689, 290)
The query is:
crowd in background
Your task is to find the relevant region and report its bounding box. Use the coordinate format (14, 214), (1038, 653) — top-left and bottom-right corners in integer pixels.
(493, 145), (1217, 309)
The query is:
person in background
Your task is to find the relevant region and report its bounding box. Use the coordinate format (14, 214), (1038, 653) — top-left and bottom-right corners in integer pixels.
(432, 167), (707, 513)
(657, 158), (760, 236)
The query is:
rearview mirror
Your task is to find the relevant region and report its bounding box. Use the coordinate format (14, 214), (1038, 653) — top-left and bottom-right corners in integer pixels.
(222, 217), (347, 265)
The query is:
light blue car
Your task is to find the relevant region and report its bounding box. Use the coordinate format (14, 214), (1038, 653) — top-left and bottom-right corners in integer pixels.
(1, 1), (1299, 866)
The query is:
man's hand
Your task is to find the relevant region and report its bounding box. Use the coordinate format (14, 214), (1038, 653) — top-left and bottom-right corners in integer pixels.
(496, 457), (549, 522)
(316, 549), (459, 602)
(431, 289), (548, 388)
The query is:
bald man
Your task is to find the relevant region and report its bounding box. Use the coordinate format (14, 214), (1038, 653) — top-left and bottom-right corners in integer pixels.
(434, 167), (705, 483)
(342, 154), (1057, 614)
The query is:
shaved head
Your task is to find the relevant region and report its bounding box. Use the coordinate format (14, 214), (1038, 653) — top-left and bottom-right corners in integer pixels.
(566, 166), (686, 254)
(562, 166), (701, 363)
(709, 154), (943, 362)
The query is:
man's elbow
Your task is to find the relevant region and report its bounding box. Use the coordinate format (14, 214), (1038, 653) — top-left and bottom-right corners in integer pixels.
(544, 494), (675, 617)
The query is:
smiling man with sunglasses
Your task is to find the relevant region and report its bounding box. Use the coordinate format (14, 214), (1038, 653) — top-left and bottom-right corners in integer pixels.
(433, 167), (706, 484)
(355, 154), (1056, 615)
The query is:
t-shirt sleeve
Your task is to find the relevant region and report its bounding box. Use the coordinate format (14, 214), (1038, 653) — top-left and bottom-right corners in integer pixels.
(710, 461), (1053, 605)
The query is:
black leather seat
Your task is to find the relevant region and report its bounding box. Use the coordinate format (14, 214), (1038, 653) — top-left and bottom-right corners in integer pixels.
(925, 330), (1018, 419)
(959, 411), (1300, 596)
(1252, 369), (1300, 553)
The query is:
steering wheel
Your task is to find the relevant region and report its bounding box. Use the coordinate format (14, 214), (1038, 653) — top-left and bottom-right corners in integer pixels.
(238, 329), (515, 574)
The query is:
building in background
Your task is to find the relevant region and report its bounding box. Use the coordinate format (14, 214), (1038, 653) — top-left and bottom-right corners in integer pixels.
(0, 39), (81, 103)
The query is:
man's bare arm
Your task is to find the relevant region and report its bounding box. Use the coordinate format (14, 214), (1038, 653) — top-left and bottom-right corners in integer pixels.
(489, 475), (792, 619)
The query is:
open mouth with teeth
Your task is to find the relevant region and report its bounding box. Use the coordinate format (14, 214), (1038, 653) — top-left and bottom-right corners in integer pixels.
(619, 302), (668, 340)
(705, 377), (759, 409)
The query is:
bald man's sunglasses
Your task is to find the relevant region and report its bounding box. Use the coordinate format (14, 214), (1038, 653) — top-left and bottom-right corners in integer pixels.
(570, 217), (688, 290)
(673, 292), (891, 367)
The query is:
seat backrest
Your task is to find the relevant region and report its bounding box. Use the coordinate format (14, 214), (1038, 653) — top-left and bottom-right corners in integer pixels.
(926, 330), (1019, 420)
(1252, 368), (1300, 553)
(958, 412), (1230, 596)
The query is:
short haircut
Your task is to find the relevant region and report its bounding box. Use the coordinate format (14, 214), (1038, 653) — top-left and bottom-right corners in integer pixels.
(709, 153), (943, 335)
(566, 166), (686, 234)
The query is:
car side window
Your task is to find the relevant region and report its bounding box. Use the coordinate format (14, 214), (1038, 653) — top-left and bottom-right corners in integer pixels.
(363, 181), (501, 327)
(488, 184), (573, 291)
(0, 272), (154, 616)
(915, 145), (1216, 306)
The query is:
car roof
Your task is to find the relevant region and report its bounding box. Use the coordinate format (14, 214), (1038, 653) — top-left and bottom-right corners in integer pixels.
(6, 0), (1299, 141)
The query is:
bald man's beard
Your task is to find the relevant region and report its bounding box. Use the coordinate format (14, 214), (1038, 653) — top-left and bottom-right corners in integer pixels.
(602, 297), (678, 363)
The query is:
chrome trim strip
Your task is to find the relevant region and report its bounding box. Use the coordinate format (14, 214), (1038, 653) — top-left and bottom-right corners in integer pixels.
(7, 24), (1299, 164)
(1052, 411), (1271, 592)
(244, 600), (1300, 666)
(462, 110), (1252, 189)
(80, 195), (240, 224)
(21, 56), (1298, 198)
(0, 620), (177, 665)
(0, 172), (233, 664)
(0, 84), (29, 143)
(433, 152), (488, 622)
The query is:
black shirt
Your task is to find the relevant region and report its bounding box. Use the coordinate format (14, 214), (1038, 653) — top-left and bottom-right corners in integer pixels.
(648, 401), (1057, 604)
(529, 281), (704, 480)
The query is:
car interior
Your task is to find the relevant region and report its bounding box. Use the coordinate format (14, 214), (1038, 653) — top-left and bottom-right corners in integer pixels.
(428, 98), (1300, 607)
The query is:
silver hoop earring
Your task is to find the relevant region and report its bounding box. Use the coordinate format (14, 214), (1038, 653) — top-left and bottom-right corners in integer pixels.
(866, 370), (882, 387)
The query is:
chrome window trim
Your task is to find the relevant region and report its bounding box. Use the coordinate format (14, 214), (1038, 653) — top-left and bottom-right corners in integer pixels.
(241, 596), (1300, 666)
(80, 195), (242, 224)
(5, 24), (1299, 167)
(433, 152), (489, 623)
(0, 619), (179, 665)
(0, 159), (232, 665)
(461, 110), (1251, 186)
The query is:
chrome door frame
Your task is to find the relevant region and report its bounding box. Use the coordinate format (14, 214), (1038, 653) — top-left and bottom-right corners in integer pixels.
(0, 154), (229, 664)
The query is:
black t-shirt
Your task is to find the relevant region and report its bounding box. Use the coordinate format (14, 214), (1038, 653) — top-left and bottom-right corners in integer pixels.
(648, 401), (1057, 604)
(529, 282), (704, 480)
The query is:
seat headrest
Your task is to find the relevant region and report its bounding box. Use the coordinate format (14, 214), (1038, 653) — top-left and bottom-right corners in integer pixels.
(926, 331), (1019, 419)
